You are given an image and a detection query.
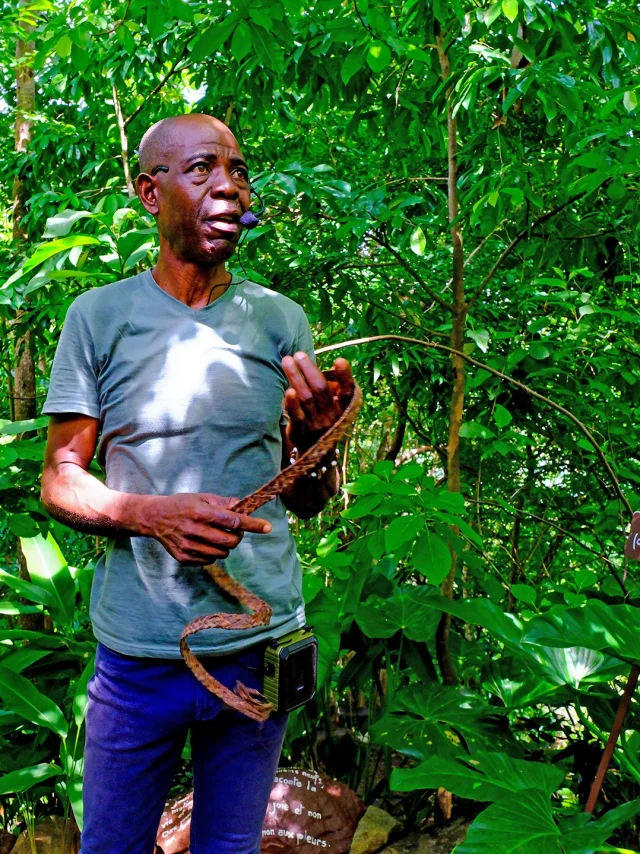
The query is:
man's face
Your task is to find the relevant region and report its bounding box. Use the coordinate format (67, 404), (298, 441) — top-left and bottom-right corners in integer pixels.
(150, 118), (251, 266)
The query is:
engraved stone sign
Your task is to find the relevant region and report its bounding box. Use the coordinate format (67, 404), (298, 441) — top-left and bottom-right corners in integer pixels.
(156, 769), (365, 854)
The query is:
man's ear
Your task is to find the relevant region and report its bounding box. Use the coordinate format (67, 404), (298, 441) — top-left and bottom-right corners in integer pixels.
(136, 172), (159, 216)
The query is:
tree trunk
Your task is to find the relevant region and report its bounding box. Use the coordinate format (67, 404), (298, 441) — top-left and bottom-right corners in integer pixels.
(12, 7), (36, 423)
(12, 5), (42, 631)
(435, 35), (466, 690)
(112, 81), (135, 197)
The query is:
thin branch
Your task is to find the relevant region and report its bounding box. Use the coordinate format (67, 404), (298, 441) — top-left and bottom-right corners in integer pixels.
(468, 498), (627, 594)
(124, 44), (190, 128)
(112, 81), (135, 197)
(372, 236), (454, 313)
(315, 334), (632, 518)
(466, 193), (585, 311)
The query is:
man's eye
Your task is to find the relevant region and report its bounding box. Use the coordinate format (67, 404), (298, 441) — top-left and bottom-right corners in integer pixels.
(234, 168), (250, 181)
(191, 162), (209, 173)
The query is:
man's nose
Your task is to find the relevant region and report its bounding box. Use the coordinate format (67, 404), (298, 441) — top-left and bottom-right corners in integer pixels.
(209, 166), (239, 198)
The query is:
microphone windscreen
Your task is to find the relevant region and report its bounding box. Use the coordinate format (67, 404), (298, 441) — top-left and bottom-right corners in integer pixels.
(239, 211), (261, 229)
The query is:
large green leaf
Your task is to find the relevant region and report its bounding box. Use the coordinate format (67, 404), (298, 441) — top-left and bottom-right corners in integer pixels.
(22, 235), (101, 274)
(391, 751), (563, 801)
(0, 648), (52, 674)
(73, 655), (95, 728)
(527, 646), (626, 689)
(304, 587), (341, 688)
(412, 531), (451, 585)
(20, 534), (76, 628)
(0, 763), (63, 795)
(370, 715), (457, 762)
(456, 788), (561, 853)
(482, 657), (559, 709)
(356, 587), (440, 641)
(422, 595), (524, 647)
(0, 665), (68, 737)
(560, 800), (640, 853)
(523, 602), (640, 665)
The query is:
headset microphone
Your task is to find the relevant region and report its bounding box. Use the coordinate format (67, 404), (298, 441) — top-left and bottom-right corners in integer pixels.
(239, 210), (261, 229)
(239, 186), (266, 230)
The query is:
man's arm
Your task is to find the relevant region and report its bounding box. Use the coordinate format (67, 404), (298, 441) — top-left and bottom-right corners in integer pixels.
(279, 426), (339, 520)
(41, 414), (272, 564)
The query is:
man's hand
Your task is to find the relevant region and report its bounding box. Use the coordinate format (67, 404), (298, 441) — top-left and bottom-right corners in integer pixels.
(137, 493), (272, 565)
(282, 354), (354, 452)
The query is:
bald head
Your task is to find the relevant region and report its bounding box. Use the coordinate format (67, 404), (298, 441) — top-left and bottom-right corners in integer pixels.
(138, 114), (239, 175)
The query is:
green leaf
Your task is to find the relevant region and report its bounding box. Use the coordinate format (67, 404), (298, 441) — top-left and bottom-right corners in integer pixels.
(8, 514), (40, 538)
(341, 48), (365, 85)
(357, 587), (441, 641)
(250, 23), (284, 71)
(342, 493), (383, 519)
(56, 34), (72, 58)
(304, 588), (341, 688)
(73, 655), (95, 728)
(391, 751), (563, 801)
(456, 788), (560, 853)
(22, 236), (101, 274)
(510, 583), (536, 606)
(385, 514), (424, 551)
(523, 601), (640, 665)
(412, 532), (451, 585)
(410, 226), (426, 256)
(0, 648), (52, 674)
(0, 602), (41, 616)
(623, 91), (638, 112)
(528, 341), (550, 360)
(494, 405), (512, 428)
(167, 0), (194, 22)
(367, 40), (391, 73)
(0, 417), (48, 435)
(190, 14), (238, 61)
(529, 646), (624, 690)
(502, 0), (518, 23)
(67, 776), (84, 830)
(459, 421), (496, 440)
(561, 799), (640, 852)
(20, 534), (76, 628)
(0, 763), (62, 796)
(231, 21), (252, 62)
(0, 569), (52, 605)
(0, 665), (68, 737)
(43, 209), (94, 238)
(146, 1), (165, 39)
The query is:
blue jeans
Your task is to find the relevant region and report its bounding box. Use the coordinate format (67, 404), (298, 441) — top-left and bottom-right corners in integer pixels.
(81, 643), (288, 854)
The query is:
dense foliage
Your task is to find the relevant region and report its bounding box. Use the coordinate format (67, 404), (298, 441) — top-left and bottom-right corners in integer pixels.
(0, 0), (639, 850)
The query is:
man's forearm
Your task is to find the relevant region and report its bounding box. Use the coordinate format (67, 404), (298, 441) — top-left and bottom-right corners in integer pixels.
(280, 445), (340, 519)
(41, 462), (155, 538)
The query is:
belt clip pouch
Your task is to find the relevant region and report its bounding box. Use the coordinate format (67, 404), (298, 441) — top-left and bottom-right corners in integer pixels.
(263, 626), (318, 713)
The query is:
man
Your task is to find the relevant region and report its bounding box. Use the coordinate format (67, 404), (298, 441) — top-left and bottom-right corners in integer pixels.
(41, 113), (354, 854)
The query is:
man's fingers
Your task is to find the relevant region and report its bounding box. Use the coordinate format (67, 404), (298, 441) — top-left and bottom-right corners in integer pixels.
(202, 500), (272, 534)
(283, 353), (334, 413)
(333, 357), (355, 398)
(284, 388), (306, 422)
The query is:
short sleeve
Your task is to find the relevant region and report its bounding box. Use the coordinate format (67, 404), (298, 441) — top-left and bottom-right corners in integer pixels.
(42, 298), (100, 419)
(292, 309), (316, 364)
(280, 307), (316, 431)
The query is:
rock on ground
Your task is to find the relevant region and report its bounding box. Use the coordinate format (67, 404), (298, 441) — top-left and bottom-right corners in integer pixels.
(350, 805), (400, 854)
(11, 816), (79, 854)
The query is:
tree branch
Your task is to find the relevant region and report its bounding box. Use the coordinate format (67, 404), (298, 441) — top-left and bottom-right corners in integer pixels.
(316, 334), (632, 517)
(124, 44), (190, 128)
(465, 193), (585, 311)
(372, 236), (454, 313)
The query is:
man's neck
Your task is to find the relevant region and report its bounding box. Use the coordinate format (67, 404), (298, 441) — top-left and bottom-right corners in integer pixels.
(152, 252), (232, 309)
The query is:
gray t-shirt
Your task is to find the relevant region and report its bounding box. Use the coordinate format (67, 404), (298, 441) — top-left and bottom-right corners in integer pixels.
(43, 270), (314, 657)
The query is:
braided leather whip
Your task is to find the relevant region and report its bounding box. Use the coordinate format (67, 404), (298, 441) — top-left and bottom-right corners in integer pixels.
(180, 370), (363, 722)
